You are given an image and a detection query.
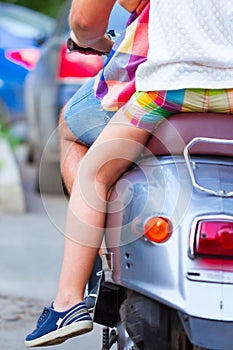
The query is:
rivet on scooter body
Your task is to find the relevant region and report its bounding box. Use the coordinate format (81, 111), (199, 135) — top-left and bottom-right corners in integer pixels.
(126, 263), (131, 269)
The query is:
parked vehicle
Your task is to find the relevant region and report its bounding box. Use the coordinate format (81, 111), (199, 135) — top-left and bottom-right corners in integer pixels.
(24, 0), (129, 194)
(0, 2), (54, 131)
(93, 112), (233, 350)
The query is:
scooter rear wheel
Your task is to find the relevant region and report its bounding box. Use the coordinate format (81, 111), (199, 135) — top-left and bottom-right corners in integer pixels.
(117, 291), (209, 350)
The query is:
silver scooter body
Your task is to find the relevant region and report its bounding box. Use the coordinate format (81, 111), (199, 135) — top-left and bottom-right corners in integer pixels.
(95, 113), (233, 350)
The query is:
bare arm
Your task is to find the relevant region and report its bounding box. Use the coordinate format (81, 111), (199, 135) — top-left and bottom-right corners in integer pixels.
(118, 0), (142, 12)
(69, 0), (116, 53)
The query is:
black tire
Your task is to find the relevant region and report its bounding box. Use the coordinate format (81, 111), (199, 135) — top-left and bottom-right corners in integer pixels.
(118, 291), (208, 350)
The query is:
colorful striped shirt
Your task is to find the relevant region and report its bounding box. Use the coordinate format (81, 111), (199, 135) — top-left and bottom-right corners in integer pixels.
(94, 1), (149, 111)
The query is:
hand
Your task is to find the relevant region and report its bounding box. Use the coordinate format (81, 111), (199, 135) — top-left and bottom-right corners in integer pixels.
(69, 31), (113, 55)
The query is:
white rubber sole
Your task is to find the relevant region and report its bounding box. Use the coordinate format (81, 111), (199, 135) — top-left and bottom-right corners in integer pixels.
(24, 320), (93, 347)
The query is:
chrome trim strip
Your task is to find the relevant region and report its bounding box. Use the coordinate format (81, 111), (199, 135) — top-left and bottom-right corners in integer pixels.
(187, 269), (233, 284)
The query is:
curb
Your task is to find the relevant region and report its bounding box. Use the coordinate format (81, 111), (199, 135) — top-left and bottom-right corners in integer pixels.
(0, 139), (26, 213)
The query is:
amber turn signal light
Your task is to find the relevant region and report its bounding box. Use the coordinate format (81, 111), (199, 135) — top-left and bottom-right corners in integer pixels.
(144, 216), (172, 243)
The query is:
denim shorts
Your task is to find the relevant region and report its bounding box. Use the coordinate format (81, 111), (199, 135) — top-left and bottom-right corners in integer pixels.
(64, 77), (115, 147)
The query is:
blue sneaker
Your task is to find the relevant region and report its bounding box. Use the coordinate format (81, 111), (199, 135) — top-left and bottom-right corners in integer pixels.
(24, 301), (93, 347)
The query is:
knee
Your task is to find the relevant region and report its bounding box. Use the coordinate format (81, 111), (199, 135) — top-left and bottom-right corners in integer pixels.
(78, 157), (113, 198)
(95, 166), (117, 194)
(58, 105), (77, 143)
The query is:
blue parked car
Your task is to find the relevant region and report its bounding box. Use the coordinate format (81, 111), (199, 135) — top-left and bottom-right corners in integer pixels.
(0, 2), (54, 128)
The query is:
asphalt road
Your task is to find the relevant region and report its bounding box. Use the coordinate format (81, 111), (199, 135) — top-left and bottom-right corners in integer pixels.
(0, 146), (109, 350)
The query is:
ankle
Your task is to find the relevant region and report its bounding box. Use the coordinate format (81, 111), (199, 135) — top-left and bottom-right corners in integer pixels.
(53, 295), (83, 312)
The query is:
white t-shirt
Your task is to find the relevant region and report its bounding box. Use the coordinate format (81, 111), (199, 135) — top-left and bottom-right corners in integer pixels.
(136, 0), (233, 91)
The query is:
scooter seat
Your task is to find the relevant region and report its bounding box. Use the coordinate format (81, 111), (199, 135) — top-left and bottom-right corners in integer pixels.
(146, 113), (233, 156)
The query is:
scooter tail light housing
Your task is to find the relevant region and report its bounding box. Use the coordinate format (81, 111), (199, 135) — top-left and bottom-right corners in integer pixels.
(57, 44), (103, 80)
(144, 216), (172, 243)
(194, 220), (233, 258)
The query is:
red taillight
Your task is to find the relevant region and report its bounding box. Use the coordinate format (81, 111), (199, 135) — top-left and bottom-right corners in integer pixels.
(5, 48), (40, 70)
(57, 44), (103, 80)
(194, 220), (233, 258)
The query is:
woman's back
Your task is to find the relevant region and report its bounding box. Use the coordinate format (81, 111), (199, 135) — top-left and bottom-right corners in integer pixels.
(136, 0), (233, 91)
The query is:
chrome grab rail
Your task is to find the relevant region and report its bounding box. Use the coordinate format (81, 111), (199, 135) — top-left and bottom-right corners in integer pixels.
(183, 137), (233, 197)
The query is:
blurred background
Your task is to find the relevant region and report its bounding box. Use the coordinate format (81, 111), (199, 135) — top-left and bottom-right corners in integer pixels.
(0, 0), (129, 194)
(0, 1), (128, 349)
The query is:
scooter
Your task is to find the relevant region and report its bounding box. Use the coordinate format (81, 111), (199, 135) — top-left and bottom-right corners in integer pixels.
(92, 112), (233, 350)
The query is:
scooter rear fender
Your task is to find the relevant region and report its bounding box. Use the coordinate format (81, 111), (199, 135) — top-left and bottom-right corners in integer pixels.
(104, 154), (233, 321)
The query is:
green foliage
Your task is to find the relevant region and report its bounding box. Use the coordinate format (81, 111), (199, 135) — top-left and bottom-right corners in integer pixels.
(1, 0), (64, 17)
(0, 121), (23, 149)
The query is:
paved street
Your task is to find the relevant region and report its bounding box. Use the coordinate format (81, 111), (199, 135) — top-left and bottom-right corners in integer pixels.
(0, 147), (107, 350)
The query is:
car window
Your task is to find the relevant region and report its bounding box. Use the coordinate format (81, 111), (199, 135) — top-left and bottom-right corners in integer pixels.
(0, 16), (41, 38)
(0, 7), (54, 37)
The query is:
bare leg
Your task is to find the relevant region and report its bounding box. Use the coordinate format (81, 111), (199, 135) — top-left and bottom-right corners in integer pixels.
(59, 106), (89, 194)
(54, 109), (150, 311)
(59, 106), (104, 261)
(57, 108), (99, 310)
